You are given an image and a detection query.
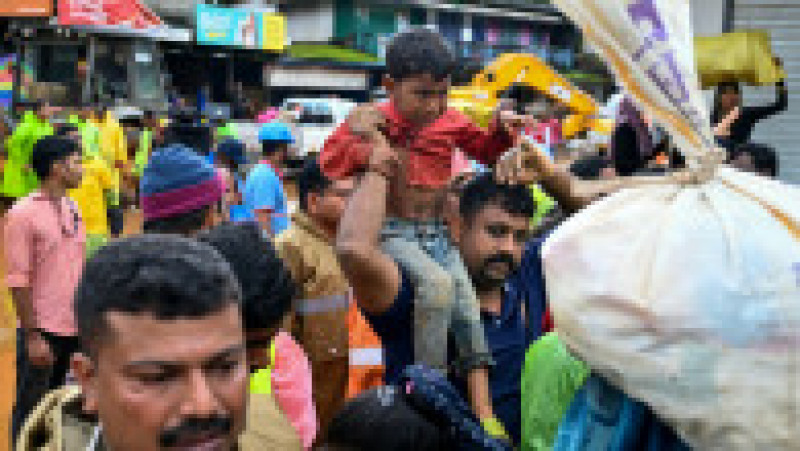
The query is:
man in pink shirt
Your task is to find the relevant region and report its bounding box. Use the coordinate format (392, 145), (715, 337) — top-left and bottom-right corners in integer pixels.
(6, 135), (85, 440)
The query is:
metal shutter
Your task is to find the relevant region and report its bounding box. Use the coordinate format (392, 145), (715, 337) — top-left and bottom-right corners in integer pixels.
(733, 0), (800, 183)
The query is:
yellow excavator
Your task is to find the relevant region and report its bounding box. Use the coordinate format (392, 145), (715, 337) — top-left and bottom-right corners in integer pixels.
(449, 53), (613, 139)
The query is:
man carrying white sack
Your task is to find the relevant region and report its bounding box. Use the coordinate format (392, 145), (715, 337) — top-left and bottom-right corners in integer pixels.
(540, 0), (800, 450)
(496, 139), (693, 451)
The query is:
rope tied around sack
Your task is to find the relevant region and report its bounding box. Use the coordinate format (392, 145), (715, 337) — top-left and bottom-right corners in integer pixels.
(615, 147), (727, 188)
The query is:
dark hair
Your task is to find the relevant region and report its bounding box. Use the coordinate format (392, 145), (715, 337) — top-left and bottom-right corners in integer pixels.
(142, 204), (214, 235)
(16, 100), (41, 112)
(323, 387), (450, 450)
(197, 223), (295, 333)
(261, 140), (286, 156)
(712, 81), (741, 125)
(75, 234), (241, 352)
(569, 154), (609, 180)
(459, 173), (536, 223)
(31, 135), (80, 181)
(297, 158), (332, 212)
(611, 127), (641, 177)
(163, 123), (211, 154)
(735, 142), (779, 177)
(386, 29), (455, 82)
(718, 81), (741, 95)
(216, 138), (246, 170)
(56, 124), (80, 137)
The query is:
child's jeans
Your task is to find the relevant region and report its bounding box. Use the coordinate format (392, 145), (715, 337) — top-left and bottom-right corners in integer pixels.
(381, 218), (493, 374)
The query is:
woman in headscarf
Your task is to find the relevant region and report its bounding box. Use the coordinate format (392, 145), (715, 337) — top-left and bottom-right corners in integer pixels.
(610, 97), (653, 176)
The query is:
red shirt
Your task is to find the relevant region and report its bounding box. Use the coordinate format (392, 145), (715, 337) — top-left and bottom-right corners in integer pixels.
(320, 101), (514, 188)
(526, 119), (563, 146)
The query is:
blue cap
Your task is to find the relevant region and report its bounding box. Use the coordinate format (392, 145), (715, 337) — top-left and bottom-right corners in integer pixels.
(258, 122), (295, 144)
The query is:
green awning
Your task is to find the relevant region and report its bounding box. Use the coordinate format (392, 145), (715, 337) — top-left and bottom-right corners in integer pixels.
(286, 44), (381, 64)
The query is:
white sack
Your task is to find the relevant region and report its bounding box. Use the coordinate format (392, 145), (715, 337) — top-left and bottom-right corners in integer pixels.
(546, 0), (800, 449)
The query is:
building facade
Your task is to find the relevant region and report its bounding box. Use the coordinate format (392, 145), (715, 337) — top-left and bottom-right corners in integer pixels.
(282, 0), (579, 72)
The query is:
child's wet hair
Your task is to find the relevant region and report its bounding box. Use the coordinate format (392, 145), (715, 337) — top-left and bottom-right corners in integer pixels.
(386, 29), (455, 82)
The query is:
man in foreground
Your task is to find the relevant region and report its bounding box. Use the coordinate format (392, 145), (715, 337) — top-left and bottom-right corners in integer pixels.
(17, 235), (249, 450)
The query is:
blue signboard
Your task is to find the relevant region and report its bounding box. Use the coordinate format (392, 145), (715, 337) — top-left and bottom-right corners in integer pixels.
(196, 4), (286, 51)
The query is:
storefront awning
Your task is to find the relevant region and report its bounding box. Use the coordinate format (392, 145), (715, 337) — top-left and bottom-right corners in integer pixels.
(62, 23), (192, 42)
(286, 44), (381, 65)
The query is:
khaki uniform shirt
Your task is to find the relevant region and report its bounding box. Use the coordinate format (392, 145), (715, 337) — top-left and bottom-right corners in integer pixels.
(275, 211), (351, 431)
(16, 386), (301, 451)
(275, 211), (350, 364)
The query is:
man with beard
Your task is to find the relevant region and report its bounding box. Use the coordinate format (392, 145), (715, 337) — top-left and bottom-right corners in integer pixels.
(336, 146), (583, 444)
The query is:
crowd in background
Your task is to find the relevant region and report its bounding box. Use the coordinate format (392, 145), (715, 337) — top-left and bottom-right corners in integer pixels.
(0, 27), (788, 451)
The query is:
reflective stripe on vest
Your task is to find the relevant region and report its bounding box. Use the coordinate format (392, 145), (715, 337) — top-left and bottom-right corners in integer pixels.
(250, 338), (278, 395)
(349, 347), (384, 367)
(294, 294), (350, 315)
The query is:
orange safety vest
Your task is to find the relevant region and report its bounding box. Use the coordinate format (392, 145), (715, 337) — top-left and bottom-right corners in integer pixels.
(346, 300), (385, 398)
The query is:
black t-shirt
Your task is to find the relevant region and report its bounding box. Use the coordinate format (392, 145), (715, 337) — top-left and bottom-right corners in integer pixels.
(713, 81), (788, 150)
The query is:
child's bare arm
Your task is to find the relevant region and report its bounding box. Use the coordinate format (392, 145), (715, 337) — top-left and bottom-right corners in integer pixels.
(347, 104), (387, 140)
(319, 104), (387, 180)
(456, 109), (532, 165)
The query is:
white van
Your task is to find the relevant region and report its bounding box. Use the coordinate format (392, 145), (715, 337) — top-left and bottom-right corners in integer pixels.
(280, 98), (357, 164)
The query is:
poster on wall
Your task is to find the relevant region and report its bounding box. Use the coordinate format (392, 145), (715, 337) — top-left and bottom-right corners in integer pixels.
(0, 0), (53, 17)
(196, 4), (286, 52)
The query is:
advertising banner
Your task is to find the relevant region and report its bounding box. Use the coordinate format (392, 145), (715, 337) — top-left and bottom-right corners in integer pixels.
(196, 4), (286, 52)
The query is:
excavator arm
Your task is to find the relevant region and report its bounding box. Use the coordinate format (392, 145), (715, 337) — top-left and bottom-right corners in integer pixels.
(449, 53), (605, 139)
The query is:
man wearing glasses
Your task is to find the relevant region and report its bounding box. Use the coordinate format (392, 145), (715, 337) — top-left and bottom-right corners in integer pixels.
(274, 159), (356, 433)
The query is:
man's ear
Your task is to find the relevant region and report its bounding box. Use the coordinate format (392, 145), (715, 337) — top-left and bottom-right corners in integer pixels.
(51, 160), (66, 181)
(204, 202), (224, 230)
(305, 191), (320, 216)
(383, 75), (395, 94)
(449, 214), (464, 246)
(71, 352), (99, 413)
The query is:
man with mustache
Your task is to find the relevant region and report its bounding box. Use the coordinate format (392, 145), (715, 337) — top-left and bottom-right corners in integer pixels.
(336, 136), (586, 444)
(15, 235), (255, 451)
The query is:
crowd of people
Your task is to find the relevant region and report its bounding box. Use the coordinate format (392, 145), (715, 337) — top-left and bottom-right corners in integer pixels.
(0, 28), (789, 451)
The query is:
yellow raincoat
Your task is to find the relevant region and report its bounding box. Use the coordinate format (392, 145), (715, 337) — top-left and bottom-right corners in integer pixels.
(98, 113), (127, 207)
(69, 157), (115, 255)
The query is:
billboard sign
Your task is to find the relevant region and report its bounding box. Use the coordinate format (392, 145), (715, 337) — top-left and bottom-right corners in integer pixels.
(196, 4), (286, 51)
